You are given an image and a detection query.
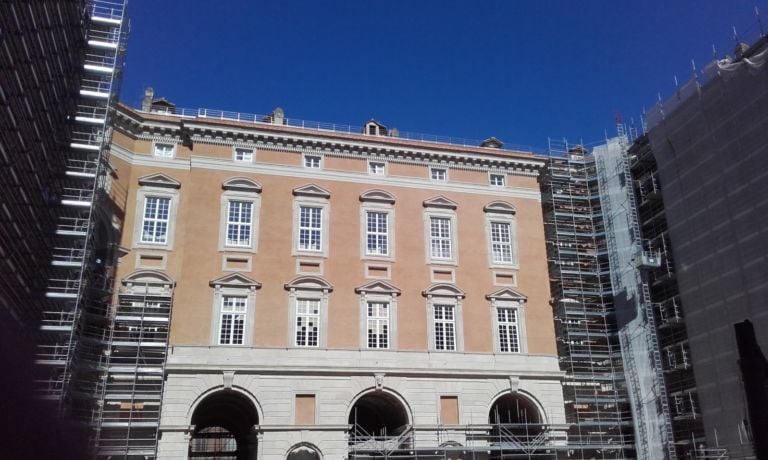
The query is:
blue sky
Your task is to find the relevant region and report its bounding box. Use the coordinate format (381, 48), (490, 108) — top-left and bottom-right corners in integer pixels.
(121, 1), (767, 151)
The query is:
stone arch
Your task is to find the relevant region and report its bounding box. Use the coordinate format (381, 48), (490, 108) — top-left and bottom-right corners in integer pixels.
(347, 387), (412, 437)
(188, 388), (261, 460)
(286, 442), (323, 460)
(186, 385), (263, 423)
(488, 389), (547, 426)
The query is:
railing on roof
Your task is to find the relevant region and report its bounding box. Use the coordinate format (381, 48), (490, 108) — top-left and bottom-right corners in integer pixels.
(138, 106), (546, 154)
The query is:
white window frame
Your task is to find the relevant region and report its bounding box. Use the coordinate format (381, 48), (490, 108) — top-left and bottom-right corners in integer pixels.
(303, 154), (322, 169)
(298, 206), (323, 252)
(233, 147), (254, 163)
(430, 167), (448, 181)
(133, 176), (180, 250)
(496, 306), (520, 353)
(423, 197), (459, 265)
(487, 289), (527, 354)
(219, 179), (261, 253)
(292, 187), (331, 257)
(423, 284), (465, 352)
(285, 276), (332, 348)
(366, 301), (390, 349)
(489, 173), (506, 187)
(209, 274), (260, 347)
(218, 296), (247, 345)
(429, 216), (453, 260)
(356, 281), (401, 350)
(433, 303), (457, 351)
(360, 190), (396, 262)
(152, 141), (176, 158)
(225, 200), (253, 247)
(140, 196), (171, 244)
(295, 298), (321, 347)
(368, 160), (387, 176)
(484, 201), (518, 268)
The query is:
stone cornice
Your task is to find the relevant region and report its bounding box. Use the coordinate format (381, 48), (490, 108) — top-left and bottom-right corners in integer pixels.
(115, 105), (544, 175)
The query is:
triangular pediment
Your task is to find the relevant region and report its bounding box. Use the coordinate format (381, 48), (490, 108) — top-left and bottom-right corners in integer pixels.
(138, 172), (181, 189)
(485, 287), (527, 302)
(284, 275), (333, 292)
(423, 195), (458, 210)
(209, 273), (262, 289)
(422, 283), (465, 299)
(293, 184), (331, 198)
(484, 200), (516, 215)
(223, 177), (262, 193)
(360, 189), (395, 204)
(480, 136), (504, 149)
(355, 280), (401, 296)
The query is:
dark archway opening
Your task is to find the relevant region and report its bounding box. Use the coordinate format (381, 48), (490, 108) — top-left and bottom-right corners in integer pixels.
(489, 392), (546, 451)
(287, 445), (321, 460)
(348, 392), (409, 437)
(189, 390), (259, 460)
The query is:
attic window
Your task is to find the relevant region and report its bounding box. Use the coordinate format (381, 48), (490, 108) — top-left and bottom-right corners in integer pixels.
(364, 121), (387, 136)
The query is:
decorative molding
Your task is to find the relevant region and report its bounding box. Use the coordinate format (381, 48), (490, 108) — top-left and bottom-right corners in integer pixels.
(422, 283), (466, 299)
(209, 272), (262, 290)
(354, 280), (402, 296)
(284, 275), (333, 293)
(423, 195), (458, 210)
(483, 200), (517, 215)
(222, 177), (262, 193)
(138, 172), (181, 189)
(359, 189), (396, 204)
(292, 184), (331, 198)
(485, 287), (527, 302)
(508, 376), (520, 393)
(223, 371), (235, 389)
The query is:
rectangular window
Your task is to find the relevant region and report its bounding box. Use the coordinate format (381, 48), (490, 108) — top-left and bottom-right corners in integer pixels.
(490, 174), (506, 186)
(431, 168), (447, 181)
(369, 161), (386, 175)
(304, 155), (321, 168)
(430, 217), (452, 259)
(219, 296), (247, 345)
(298, 206), (322, 251)
(366, 211), (389, 256)
(295, 299), (320, 347)
(141, 197), (171, 243)
(226, 201), (253, 247)
(434, 304), (456, 351)
(153, 143), (175, 157)
(367, 302), (389, 349)
(497, 308), (519, 352)
(490, 222), (513, 263)
(234, 148), (253, 162)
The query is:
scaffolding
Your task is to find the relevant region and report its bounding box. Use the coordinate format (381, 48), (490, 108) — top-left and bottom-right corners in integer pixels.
(33, 0), (130, 453)
(94, 276), (174, 459)
(539, 140), (635, 459)
(626, 136), (711, 459)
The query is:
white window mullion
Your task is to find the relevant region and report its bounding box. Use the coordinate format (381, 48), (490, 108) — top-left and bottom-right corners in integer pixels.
(367, 302), (389, 349)
(434, 304), (456, 351)
(366, 211), (389, 256)
(430, 217), (452, 259)
(226, 200), (253, 247)
(299, 206), (322, 251)
(141, 196), (170, 243)
(491, 221), (513, 263)
(497, 307), (519, 353)
(295, 298), (320, 347)
(219, 297), (247, 345)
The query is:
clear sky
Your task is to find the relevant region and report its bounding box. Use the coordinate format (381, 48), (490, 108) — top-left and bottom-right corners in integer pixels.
(121, 0), (767, 152)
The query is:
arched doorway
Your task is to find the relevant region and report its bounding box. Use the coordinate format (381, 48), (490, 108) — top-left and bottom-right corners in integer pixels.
(488, 392), (546, 454)
(286, 443), (322, 460)
(189, 390), (259, 460)
(348, 391), (410, 438)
